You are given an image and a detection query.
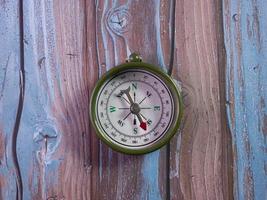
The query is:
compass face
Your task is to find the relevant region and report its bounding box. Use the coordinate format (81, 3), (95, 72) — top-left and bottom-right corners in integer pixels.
(95, 69), (174, 149)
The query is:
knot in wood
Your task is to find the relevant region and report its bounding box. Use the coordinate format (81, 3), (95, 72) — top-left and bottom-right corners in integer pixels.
(33, 122), (60, 164)
(107, 7), (130, 35)
(33, 125), (58, 143)
(232, 14), (239, 22)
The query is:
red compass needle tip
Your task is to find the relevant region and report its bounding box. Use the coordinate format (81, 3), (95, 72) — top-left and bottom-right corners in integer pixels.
(140, 122), (147, 131)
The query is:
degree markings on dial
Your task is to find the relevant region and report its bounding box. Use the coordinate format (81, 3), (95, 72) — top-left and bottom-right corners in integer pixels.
(97, 70), (174, 147)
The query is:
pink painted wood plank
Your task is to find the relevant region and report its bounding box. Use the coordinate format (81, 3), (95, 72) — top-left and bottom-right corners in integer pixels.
(169, 0), (233, 199)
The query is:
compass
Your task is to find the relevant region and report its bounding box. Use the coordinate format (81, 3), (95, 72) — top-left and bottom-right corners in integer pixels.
(90, 53), (183, 154)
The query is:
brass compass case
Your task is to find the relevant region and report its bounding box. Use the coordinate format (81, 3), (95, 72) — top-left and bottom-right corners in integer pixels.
(90, 54), (183, 154)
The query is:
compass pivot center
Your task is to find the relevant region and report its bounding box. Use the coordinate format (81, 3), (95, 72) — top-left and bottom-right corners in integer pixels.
(130, 103), (140, 114)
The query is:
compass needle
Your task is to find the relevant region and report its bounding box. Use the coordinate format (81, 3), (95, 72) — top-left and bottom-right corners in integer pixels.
(121, 86), (134, 104)
(135, 113), (146, 131)
(140, 122), (147, 131)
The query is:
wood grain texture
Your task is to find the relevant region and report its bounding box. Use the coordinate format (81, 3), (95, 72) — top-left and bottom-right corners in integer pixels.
(223, 0), (267, 199)
(6, 0), (267, 199)
(0, 0), (173, 199)
(0, 1), (23, 199)
(17, 0), (93, 199)
(92, 0), (174, 199)
(169, 0), (233, 199)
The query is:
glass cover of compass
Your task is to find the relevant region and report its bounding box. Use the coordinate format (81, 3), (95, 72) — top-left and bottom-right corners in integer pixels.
(90, 54), (183, 154)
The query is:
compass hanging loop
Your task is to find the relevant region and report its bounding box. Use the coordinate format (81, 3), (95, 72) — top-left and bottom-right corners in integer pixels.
(127, 53), (142, 62)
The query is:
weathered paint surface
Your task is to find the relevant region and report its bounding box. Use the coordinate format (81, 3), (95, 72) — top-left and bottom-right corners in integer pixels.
(1, 0), (172, 199)
(0, 1), (22, 200)
(223, 0), (267, 199)
(19, 0), (94, 199)
(0, 0), (266, 199)
(93, 1), (170, 199)
(169, 0), (233, 199)
(19, 1), (62, 199)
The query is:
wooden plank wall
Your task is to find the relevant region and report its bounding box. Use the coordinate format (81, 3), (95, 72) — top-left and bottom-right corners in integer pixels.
(0, 0), (265, 200)
(0, 1), (23, 199)
(223, 0), (267, 199)
(170, 0), (233, 199)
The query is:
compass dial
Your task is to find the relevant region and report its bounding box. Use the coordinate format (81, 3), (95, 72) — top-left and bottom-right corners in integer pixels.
(96, 70), (174, 149)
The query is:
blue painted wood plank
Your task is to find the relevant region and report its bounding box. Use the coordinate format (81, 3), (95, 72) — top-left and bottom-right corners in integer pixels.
(0, 1), (23, 199)
(223, 0), (267, 199)
(17, 1), (62, 199)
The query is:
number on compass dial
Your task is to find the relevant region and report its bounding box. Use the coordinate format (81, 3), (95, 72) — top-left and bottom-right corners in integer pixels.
(96, 70), (174, 148)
